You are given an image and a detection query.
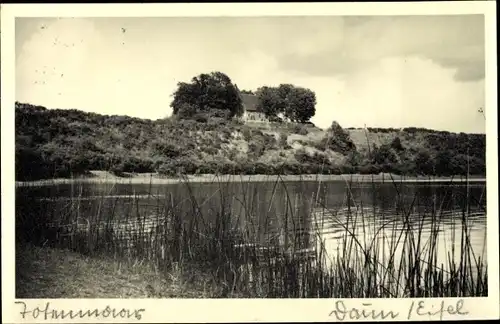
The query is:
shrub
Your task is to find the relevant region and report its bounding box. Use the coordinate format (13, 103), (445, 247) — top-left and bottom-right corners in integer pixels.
(371, 144), (399, 165)
(390, 137), (404, 151)
(248, 142), (265, 158)
(358, 164), (382, 175)
(291, 123), (309, 135)
(110, 163), (126, 176)
(14, 101), (487, 179)
(177, 103), (199, 119)
(414, 150), (434, 175)
(322, 121), (357, 155)
(152, 141), (182, 159)
(124, 157), (154, 173)
(195, 114), (208, 123)
(263, 134), (277, 150)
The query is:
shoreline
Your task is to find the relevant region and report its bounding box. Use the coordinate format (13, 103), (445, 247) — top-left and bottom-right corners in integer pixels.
(15, 171), (487, 187)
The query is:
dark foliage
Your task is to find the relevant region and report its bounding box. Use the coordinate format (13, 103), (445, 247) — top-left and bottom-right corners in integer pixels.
(170, 72), (243, 119)
(255, 84), (316, 123)
(15, 102), (486, 180)
(320, 121), (357, 155)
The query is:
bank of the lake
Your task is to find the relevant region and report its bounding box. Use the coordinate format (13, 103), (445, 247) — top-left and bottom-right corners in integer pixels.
(15, 170), (487, 187)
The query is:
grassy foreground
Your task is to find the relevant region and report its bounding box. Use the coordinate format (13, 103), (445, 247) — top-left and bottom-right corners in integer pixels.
(16, 243), (227, 298)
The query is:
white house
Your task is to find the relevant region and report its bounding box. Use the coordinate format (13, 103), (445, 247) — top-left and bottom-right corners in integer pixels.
(240, 93), (268, 122)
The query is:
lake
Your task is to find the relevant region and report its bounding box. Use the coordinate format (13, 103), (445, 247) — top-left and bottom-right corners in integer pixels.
(16, 178), (487, 297)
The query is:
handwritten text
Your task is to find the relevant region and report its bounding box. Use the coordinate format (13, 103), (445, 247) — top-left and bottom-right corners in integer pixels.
(15, 301), (146, 321)
(407, 299), (468, 320)
(329, 300), (400, 321)
(329, 299), (469, 321)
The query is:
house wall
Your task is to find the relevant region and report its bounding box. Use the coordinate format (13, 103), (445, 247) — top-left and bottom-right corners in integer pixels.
(243, 111), (268, 122)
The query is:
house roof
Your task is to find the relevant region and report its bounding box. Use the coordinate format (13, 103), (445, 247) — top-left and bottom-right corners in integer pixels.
(240, 93), (259, 112)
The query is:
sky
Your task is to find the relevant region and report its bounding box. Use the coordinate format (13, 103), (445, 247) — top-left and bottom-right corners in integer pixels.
(15, 15), (486, 133)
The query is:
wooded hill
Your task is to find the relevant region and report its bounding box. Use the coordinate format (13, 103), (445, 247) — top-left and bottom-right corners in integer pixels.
(15, 102), (486, 181)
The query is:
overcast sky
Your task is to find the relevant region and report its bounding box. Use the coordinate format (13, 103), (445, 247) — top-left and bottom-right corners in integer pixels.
(16, 15), (486, 132)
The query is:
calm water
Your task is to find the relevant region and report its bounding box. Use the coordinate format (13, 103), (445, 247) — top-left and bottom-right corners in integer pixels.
(17, 179), (487, 274)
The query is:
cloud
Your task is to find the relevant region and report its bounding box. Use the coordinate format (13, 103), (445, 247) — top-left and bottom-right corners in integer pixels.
(277, 15), (485, 82)
(325, 55), (486, 133)
(15, 16), (486, 133)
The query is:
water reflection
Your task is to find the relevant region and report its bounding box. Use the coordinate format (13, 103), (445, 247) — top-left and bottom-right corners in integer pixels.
(309, 206), (487, 275)
(17, 180), (487, 274)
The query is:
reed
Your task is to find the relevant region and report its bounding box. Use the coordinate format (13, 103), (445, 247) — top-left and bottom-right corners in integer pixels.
(15, 171), (487, 298)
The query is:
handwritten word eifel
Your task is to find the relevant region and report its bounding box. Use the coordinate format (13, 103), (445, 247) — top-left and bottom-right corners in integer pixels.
(407, 299), (469, 320)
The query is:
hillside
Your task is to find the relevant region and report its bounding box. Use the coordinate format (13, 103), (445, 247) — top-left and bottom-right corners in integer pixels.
(15, 102), (486, 181)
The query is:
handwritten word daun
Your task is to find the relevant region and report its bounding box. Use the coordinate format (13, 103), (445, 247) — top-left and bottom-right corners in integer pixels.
(329, 300), (400, 321)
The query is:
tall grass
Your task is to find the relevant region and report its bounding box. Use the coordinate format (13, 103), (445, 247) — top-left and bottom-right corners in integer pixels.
(15, 172), (487, 298)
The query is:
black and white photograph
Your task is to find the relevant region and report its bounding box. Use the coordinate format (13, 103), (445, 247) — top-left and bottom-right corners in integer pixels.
(2, 2), (498, 322)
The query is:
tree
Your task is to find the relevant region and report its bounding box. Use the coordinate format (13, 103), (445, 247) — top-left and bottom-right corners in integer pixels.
(170, 71), (243, 119)
(285, 87), (316, 123)
(255, 84), (316, 123)
(255, 86), (284, 120)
